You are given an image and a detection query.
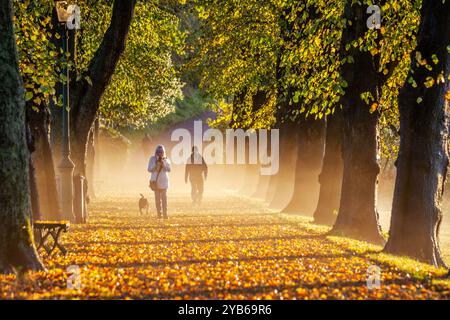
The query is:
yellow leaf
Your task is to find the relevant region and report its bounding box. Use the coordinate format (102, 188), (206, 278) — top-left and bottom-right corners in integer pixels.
(314, 37), (321, 47)
(445, 91), (450, 101)
(424, 76), (435, 88)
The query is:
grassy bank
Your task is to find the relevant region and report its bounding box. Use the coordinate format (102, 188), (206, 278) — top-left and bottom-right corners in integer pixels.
(279, 213), (450, 289)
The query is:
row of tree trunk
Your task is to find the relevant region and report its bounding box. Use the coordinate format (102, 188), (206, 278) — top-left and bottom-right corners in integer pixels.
(247, 0), (450, 267)
(1, 0), (137, 272)
(1, 0), (448, 274)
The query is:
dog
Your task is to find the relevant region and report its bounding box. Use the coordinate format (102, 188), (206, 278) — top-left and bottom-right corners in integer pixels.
(139, 194), (149, 215)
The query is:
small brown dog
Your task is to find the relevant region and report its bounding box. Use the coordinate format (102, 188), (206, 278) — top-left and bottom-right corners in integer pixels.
(139, 194), (149, 215)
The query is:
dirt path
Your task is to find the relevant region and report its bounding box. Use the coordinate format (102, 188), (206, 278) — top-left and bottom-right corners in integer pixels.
(1, 194), (449, 299)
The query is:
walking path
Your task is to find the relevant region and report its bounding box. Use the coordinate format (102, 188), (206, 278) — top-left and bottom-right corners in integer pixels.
(1, 194), (449, 299)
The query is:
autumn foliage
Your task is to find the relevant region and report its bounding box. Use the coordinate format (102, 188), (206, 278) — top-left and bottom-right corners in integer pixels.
(1, 195), (449, 299)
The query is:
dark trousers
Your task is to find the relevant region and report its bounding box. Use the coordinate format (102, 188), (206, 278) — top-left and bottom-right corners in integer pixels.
(154, 189), (167, 217)
(190, 178), (204, 204)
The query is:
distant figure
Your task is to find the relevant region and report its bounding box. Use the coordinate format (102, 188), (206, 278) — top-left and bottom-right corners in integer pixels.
(141, 133), (152, 157)
(185, 146), (208, 205)
(148, 145), (171, 219)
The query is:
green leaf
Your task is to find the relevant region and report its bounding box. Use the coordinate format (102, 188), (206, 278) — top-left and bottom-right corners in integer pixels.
(25, 91), (33, 101)
(292, 91), (300, 103)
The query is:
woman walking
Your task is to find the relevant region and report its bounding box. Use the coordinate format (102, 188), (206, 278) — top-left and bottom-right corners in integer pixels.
(148, 145), (171, 219)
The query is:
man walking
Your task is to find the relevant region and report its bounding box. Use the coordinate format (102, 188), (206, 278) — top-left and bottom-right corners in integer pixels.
(185, 146), (208, 205)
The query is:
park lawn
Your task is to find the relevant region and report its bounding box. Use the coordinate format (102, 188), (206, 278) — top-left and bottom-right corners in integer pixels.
(0, 195), (449, 299)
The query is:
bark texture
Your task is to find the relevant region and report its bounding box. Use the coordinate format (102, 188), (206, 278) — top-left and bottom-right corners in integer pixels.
(330, 2), (384, 244)
(0, 0), (45, 273)
(384, 0), (450, 267)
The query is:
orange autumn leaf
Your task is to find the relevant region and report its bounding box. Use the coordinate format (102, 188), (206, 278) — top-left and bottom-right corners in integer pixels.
(370, 102), (378, 112)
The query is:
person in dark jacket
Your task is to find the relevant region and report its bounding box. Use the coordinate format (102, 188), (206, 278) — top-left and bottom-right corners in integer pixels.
(185, 146), (208, 205)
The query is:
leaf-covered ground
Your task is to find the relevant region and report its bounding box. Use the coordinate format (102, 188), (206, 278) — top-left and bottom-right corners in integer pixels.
(1, 194), (450, 299)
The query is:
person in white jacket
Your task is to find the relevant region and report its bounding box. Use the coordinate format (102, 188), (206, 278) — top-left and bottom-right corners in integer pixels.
(148, 145), (171, 219)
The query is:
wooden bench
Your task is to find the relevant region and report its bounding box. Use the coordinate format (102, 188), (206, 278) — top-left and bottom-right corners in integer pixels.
(33, 221), (70, 256)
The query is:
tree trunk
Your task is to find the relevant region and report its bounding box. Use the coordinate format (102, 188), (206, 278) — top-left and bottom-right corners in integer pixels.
(0, 0), (45, 273)
(26, 124), (41, 222)
(70, 0), (136, 178)
(384, 0), (450, 267)
(252, 174), (270, 199)
(28, 105), (61, 220)
(332, 105), (383, 243)
(266, 121), (298, 207)
(65, 1), (136, 222)
(313, 111), (343, 225)
(251, 91), (271, 199)
(239, 164), (260, 196)
(86, 127), (96, 199)
(238, 130), (258, 196)
(266, 8), (297, 206)
(330, 2), (384, 244)
(238, 91), (270, 195)
(282, 117), (326, 214)
(252, 129), (271, 198)
(94, 116), (100, 189)
(265, 172), (278, 203)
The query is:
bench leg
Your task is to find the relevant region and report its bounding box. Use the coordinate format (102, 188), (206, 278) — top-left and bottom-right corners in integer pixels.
(37, 230), (52, 254)
(49, 228), (67, 255)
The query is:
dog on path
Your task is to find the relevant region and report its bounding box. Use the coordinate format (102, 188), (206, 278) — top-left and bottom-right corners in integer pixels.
(139, 194), (149, 215)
